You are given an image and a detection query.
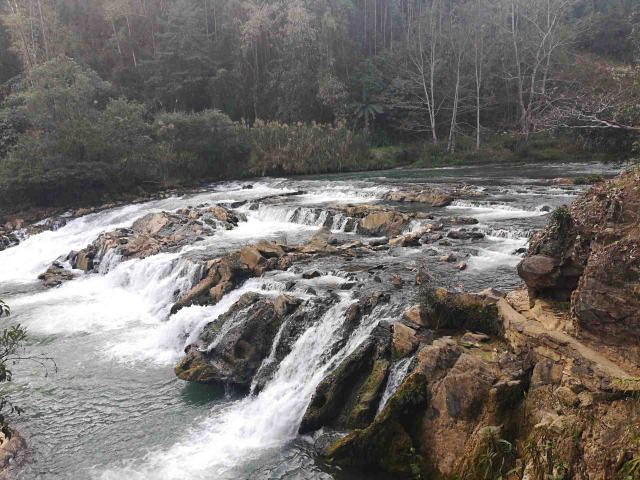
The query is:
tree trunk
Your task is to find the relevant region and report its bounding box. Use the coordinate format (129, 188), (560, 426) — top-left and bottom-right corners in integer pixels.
(448, 51), (462, 153)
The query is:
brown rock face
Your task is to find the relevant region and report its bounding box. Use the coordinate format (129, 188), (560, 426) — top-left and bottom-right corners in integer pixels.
(175, 293), (300, 388)
(383, 188), (454, 207)
(518, 167), (640, 362)
(392, 322), (418, 358)
(71, 206), (242, 272)
(359, 211), (411, 237)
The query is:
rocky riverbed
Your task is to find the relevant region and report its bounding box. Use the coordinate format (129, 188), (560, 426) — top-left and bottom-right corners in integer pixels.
(0, 162), (634, 480)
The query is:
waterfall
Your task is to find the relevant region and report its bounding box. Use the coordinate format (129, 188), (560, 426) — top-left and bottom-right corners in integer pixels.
(98, 294), (388, 479)
(377, 355), (415, 413)
(242, 204), (357, 233)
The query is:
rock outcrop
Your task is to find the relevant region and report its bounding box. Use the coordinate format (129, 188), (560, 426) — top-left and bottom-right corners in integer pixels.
(518, 167), (640, 364)
(383, 188), (454, 207)
(170, 230), (379, 314)
(71, 206), (243, 272)
(174, 292), (300, 388)
(324, 290), (640, 480)
(0, 428), (26, 476)
(299, 321), (392, 433)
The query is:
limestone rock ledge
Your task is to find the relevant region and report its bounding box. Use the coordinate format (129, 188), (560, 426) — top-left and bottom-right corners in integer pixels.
(321, 287), (640, 479)
(0, 428), (27, 478)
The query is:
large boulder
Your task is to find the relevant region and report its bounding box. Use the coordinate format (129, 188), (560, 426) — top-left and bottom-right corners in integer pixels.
(175, 293), (300, 388)
(419, 287), (502, 336)
(383, 188), (454, 207)
(359, 211), (411, 237)
(252, 297), (338, 393)
(518, 167), (640, 362)
(324, 371), (428, 478)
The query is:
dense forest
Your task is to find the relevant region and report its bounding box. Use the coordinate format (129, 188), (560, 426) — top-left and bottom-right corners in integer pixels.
(0, 0), (639, 210)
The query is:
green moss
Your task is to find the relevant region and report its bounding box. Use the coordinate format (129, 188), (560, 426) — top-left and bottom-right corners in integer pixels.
(347, 358), (390, 429)
(420, 287), (503, 337)
(326, 372), (428, 479)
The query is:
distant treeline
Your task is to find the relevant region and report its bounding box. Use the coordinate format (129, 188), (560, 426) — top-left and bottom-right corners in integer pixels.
(0, 0), (639, 210)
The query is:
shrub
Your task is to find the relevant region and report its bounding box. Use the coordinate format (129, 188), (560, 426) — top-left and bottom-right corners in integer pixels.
(153, 110), (249, 181)
(244, 120), (370, 175)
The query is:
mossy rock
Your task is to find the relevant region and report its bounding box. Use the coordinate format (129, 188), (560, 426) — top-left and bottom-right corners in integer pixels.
(420, 287), (502, 336)
(347, 358), (391, 429)
(325, 372), (428, 479)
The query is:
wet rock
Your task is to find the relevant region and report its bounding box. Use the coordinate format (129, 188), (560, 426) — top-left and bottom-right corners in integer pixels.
(314, 432), (346, 456)
(420, 287), (502, 336)
(455, 261), (467, 271)
(72, 206), (242, 271)
(420, 233), (443, 244)
(302, 270), (322, 279)
(175, 293), (300, 388)
(359, 211), (411, 237)
(38, 264), (77, 287)
(388, 233), (421, 247)
(552, 177), (574, 185)
(440, 253), (457, 263)
(0, 232), (20, 251)
(299, 323), (392, 433)
(390, 275), (403, 288)
(368, 237), (389, 247)
(402, 305), (426, 328)
(383, 188), (454, 207)
(447, 229), (485, 240)
(252, 298), (336, 392)
(443, 216), (479, 226)
(324, 372), (428, 477)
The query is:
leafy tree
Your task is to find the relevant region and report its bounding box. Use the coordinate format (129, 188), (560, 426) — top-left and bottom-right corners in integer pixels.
(144, 0), (214, 111)
(0, 23), (20, 85)
(153, 109), (248, 180)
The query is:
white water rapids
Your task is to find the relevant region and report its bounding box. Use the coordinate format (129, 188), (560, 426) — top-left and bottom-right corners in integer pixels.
(0, 163), (619, 479)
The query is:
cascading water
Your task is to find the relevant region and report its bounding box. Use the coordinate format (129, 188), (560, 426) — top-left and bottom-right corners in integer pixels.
(377, 355), (415, 413)
(98, 295), (390, 480)
(1, 162), (619, 480)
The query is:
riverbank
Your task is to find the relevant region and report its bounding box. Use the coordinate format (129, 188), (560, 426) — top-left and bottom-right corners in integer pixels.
(0, 428), (27, 478)
(0, 160), (627, 479)
(324, 166), (640, 479)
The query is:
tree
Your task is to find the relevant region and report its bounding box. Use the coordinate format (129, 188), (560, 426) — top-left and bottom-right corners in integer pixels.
(0, 299), (55, 441)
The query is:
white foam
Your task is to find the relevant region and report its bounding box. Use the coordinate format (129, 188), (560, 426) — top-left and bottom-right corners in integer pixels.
(446, 200), (549, 221)
(466, 236), (527, 271)
(97, 297), (389, 480)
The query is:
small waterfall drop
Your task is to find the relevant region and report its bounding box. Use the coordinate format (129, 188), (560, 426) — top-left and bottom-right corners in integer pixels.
(377, 355), (415, 413)
(98, 294), (389, 479)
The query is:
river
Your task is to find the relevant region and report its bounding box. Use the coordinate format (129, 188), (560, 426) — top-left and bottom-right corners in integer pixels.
(0, 162), (622, 479)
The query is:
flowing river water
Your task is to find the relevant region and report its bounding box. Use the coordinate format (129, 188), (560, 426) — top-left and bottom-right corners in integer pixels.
(0, 162), (623, 479)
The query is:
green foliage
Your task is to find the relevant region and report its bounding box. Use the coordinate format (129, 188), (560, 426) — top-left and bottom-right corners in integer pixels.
(0, 299), (56, 441)
(620, 456), (640, 480)
(0, 109), (29, 158)
(0, 58), (251, 211)
(245, 120), (370, 175)
(153, 109), (249, 181)
(0, 300), (24, 440)
(472, 430), (516, 480)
